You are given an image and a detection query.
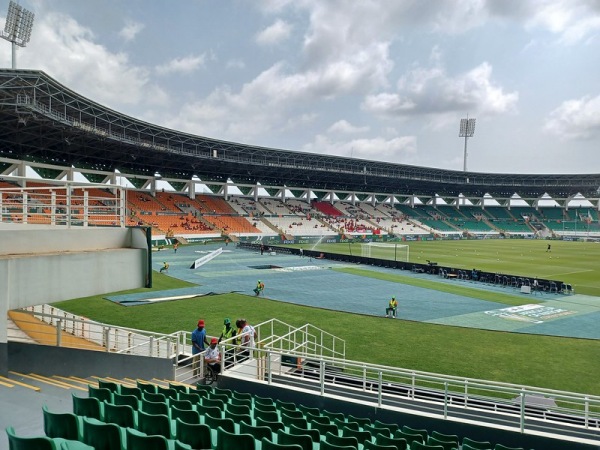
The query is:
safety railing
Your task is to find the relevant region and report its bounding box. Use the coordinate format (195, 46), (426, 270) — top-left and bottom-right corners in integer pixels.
(19, 305), (183, 357)
(219, 347), (600, 442)
(0, 183), (126, 227)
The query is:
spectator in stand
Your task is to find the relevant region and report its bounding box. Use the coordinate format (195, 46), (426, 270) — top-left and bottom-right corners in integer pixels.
(191, 319), (209, 377)
(204, 337), (221, 375)
(239, 318), (257, 362)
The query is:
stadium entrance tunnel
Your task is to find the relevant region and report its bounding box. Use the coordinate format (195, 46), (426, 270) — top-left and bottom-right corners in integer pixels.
(248, 265), (283, 270)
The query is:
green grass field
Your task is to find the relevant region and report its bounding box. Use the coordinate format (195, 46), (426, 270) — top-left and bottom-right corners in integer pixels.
(53, 241), (600, 396)
(303, 239), (600, 296)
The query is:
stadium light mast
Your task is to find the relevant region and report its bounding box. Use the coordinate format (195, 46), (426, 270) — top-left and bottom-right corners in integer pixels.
(459, 116), (476, 172)
(1, 1), (35, 69)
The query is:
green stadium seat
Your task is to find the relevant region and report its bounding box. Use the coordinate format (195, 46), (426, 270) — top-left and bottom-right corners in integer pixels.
(335, 419), (358, 430)
(72, 394), (102, 421)
(363, 440), (396, 450)
(262, 437), (303, 450)
(169, 399), (193, 411)
(256, 417), (285, 434)
(373, 420), (398, 435)
(394, 425), (429, 445)
(427, 436), (457, 450)
(277, 428), (313, 450)
(175, 419), (212, 450)
(136, 410), (172, 440)
(240, 421), (273, 442)
(177, 392), (201, 408)
(6, 426), (57, 450)
(88, 386), (112, 404)
(42, 405), (82, 441)
(170, 406), (200, 425)
(126, 427), (191, 450)
(341, 426), (371, 445)
(394, 429), (424, 447)
(225, 403), (251, 416)
(140, 398), (169, 416)
(119, 386), (142, 400)
(82, 417), (125, 450)
(281, 411), (308, 430)
(288, 423), (320, 442)
(157, 386), (178, 401)
(98, 380), (120, 394)
(103, 401), (136, 428)
(324, 431), (359, 449)
(216, 426), (255, 450)
(494, 445), (524, 450)
(375, 434), (407, 450)
(136, 381), (157, 395)
(319, 440), (356, 450)
(204, 414), (235, 433)
(411, 442), (444, 450)
(347, 415), (371, 427)
(430, 431), (458, 445)
(143, 392), (167, 403)
(462, 437), (492, 450)
(113, 392), (140, 411)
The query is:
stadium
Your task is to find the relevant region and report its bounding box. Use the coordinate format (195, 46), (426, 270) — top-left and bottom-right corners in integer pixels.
(1, 9), (600, 450)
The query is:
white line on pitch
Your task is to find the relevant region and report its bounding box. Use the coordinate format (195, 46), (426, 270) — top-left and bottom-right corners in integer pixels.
(546, 269), (594, 277)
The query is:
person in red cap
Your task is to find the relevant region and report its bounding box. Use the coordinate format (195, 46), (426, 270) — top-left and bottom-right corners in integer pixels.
(204, 337), (221, 375)
(191, 319), (209, 377)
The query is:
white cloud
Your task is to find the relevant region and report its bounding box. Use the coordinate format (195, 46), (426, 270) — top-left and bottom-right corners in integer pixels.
(256, 19), (293, 46)
(327, 120), (369, 134)
(21, 12), (168, 109)
(119, 21), (144, 42)
(155, 55), (206, 76)
(363, 61), (518, 118)
(525, 0), (600, 44)
(544, 95), (600, 140)
(164, 48), (393, 142)
(302, 134), (417, 163)
(226, 59), (246, 69)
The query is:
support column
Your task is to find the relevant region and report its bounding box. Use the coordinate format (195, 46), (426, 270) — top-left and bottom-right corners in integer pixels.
(0, 260), (9, 375)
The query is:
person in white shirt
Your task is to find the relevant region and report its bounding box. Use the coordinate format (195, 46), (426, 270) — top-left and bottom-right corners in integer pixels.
(204, 337), (221, 374)
(239, 318), (257, 362)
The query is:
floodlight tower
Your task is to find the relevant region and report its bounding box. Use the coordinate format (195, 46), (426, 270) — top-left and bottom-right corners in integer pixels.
(459, 116), (476, 172)
(1, 1), (35, 69)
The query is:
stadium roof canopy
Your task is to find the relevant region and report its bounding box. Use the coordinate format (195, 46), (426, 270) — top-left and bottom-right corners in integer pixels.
(0, 69), (598, 198)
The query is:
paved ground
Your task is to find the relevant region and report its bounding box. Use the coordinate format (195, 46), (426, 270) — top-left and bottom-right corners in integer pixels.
(109, 244), (600, 340)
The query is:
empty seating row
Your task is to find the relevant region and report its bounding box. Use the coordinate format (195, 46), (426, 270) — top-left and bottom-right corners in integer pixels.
(9, 379), (530, 450)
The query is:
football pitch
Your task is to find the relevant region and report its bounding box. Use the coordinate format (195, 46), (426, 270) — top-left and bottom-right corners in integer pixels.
(54, 240), (600, 395)
(301, 239), (600, 297)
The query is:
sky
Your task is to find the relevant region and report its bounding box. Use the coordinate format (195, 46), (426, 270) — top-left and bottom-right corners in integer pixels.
(1, 0), (600, 175)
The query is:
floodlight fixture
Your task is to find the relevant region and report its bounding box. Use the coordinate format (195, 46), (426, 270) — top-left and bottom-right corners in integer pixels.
(1, 1), (35, 69)
(459, 116), (476, 172)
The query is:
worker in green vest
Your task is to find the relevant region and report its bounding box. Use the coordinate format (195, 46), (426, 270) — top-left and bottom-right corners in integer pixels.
(219, 318), (236, 368)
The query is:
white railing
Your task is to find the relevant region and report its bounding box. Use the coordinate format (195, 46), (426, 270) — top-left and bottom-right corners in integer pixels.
(11, 306), (599, 442)
(0, 183), (126, 227)
(21, 305), (183, 357)
(213, 346), (600, 443)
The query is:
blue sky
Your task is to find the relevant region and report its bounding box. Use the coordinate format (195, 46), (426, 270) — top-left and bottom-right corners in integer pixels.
(2, 0), (599, 175)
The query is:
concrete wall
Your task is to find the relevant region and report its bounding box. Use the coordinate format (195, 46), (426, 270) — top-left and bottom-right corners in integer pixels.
(0, 225), (151, 374)
(0, 225), (136, 255)
(1, 248), (146, 308)
(7, 342), (173, 380)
